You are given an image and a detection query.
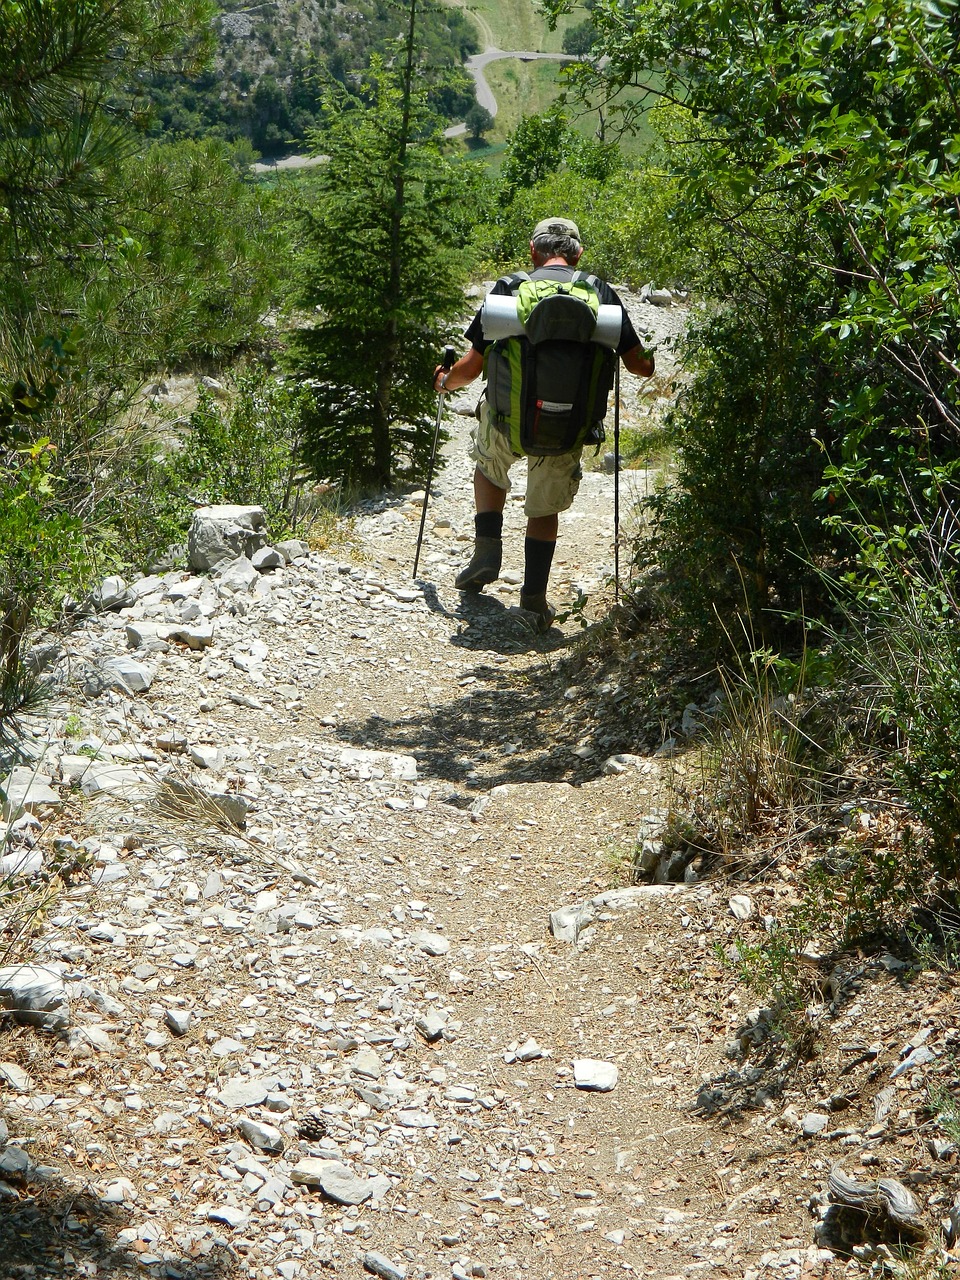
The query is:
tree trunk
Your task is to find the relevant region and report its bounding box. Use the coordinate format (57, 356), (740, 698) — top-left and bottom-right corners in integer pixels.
(371, 0), (418, 490)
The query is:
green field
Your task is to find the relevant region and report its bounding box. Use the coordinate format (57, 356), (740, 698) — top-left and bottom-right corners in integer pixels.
(478, 59), (660, 153)
(444, 1), (660, 157)
(445, 0), (567, 54)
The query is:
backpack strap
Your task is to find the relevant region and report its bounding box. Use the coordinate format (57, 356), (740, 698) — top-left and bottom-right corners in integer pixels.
(498, 272), (530, 295)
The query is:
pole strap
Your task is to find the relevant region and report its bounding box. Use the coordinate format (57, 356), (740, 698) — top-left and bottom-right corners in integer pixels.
(614, 360), (620, 603)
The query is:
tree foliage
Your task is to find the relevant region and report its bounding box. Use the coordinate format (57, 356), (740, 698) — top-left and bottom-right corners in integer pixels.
(542, 0), (960, 648)
(465, 104), (495, 142)
(498, 110), (571, 196)
(477, 109), (627, 270)
(0, 0), (215, 260)
(539, 0), (960, 863)
(287, 56), (474, 488)
(562, 18), (597, 57)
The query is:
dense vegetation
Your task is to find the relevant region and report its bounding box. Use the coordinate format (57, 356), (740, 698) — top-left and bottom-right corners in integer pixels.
(0, 0), (281, 717)
(541, 0), (960, 979)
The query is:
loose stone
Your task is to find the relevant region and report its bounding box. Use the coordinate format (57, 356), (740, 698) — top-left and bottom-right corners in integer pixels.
(410, 931), (450, 957)
(0, 965), (70, 1030)
(101, 656), (154, 694)
(416, 1010), (447, 1043)
(729, 894), (755, 921)
(572, 1059), (619, 1092)
(239, 1118), (284, 1153)
(217, 1076), (278, 1109)
(207, 1205), (249, 1228)
(290, 1158), (375, 1205)
(363, 1251), (407, 1280)
(802, 1113), (830, 1137)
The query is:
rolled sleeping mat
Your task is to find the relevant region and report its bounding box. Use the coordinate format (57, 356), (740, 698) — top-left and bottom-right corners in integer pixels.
(593, 305), (623, 349)
(480, 294), (622, 349)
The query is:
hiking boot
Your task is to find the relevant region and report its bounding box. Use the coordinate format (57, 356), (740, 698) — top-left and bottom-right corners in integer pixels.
(455, 537), (502, 592)
(519, 590), (557, 632)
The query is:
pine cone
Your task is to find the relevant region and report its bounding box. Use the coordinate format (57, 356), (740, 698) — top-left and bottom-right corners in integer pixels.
(297, 1112), (327, 1141)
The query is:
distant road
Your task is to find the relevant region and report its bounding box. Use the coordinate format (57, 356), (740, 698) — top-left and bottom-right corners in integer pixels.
(467, 47), (579, 116)
(443, 47), (580, 137)
(253, 48), (582, 160)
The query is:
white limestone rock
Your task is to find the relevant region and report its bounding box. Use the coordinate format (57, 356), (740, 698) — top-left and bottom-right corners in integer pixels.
(239, 1118), (284, 1153)
(290, 1158), (378, 1205)
(215, 556), (260, 593)
(1, 768), (62, 819)
(188, 505), (268, 571)
(573, 1058), (619, 1092)
(80, 763), (155, 801)
(0, 964), (70, 1030)
(101, 656), (154, 694)
(251, 546), (284, 571)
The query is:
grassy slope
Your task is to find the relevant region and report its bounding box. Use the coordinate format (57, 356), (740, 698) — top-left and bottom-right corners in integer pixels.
(444, 0), (564, 53)
(481, 60), (659, 152)
(442, 0), (658, 154)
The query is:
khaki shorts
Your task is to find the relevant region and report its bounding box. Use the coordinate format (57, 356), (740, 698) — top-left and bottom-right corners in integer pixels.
(469, 403), (583, 518)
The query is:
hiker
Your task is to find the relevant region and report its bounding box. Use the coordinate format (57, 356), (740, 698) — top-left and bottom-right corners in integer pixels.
(432, 216), (654, 631)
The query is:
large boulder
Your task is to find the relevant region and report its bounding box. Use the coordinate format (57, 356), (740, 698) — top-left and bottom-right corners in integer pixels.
(187, 506), (269, 572)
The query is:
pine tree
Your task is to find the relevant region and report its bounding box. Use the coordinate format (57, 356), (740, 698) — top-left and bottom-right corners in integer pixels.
(288, 2), (472, 489)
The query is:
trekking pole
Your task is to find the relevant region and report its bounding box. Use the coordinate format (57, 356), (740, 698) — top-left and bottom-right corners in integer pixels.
(413, 344), (456, 580)
(613, 359), (621, 603)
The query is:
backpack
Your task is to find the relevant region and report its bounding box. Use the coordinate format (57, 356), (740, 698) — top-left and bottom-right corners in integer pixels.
(482, 271), (618, 457)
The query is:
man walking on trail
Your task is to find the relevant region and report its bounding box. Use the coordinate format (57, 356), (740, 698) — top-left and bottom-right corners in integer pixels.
(433, 217), (655, 631)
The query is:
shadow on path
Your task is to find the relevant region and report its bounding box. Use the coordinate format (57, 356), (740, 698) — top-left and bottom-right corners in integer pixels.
(335, 639), (588, 790)
(0, 1173), (238, 1278)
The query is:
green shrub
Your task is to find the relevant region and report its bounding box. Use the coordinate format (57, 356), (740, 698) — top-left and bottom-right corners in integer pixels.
(0, 335), (91, 690)
(837, 554), (960, 881)
(166, 368), (310, 537)
(644, 298), (836, 655)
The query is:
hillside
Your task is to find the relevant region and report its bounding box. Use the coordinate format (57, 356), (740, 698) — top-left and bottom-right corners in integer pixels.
(132, 0), (481, 157)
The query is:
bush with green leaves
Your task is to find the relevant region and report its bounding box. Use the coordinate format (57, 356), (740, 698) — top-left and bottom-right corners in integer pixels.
(475, 105), (702, 291)
(645, 293), (837, 654)
(0, 436), (86, 665)
(0, 341), (90, 737)
(166, 369), (310, 537)
(833, 543), (960, 882)
(0, 334), (90, 693)
(543, 0), (960, 618)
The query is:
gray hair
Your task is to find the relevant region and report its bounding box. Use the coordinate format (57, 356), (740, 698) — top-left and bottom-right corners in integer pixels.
(531, 231), (582, 264)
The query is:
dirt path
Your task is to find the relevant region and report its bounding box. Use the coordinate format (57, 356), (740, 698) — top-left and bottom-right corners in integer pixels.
(4, 292), (954, 1280)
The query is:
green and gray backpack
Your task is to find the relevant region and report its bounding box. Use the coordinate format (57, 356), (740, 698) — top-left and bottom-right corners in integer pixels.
(482, 271), (618, 457)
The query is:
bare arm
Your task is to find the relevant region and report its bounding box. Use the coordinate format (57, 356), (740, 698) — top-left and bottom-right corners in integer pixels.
(621, 344), (655, 378)
(433, 347), (484, 392)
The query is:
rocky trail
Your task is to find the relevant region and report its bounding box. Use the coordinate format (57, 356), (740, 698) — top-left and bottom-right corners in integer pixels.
(2, 290), (960, 1280)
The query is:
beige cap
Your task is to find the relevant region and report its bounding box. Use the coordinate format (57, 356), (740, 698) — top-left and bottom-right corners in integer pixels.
(531, 217), (581, 241)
